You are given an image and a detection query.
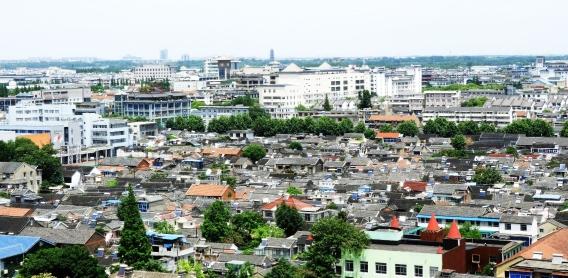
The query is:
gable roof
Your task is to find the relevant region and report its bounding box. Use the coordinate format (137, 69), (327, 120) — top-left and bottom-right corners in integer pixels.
(0, 206), (32, 217)
(368, 114), (418, 122)
(0, 216), (31, 234)
(202, 147), (241, 156)
(0, 162), (26, 174)
(261, 196), (314, 211)
(0, 235), (43, 259)
(376, 132), (402, 139)
(185, 184), (233, 197)
(99, 157), (149, 167)
(19, 226), (97, 245)
(403, 181), (427, 192)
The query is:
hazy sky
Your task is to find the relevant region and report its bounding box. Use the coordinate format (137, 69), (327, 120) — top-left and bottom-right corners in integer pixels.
(1, 0), (567, 60)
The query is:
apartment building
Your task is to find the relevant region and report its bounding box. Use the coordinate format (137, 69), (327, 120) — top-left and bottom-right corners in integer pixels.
(422, 107), (513, 127)
(113, 92), (191, 125)
(371, 66), (422, 97)
(203, 57), (240, 79)
(424, 90), (461, 108)
(194, 105), (249, 125)
(259, 63), (370, 118)
(132, 64), (177, 80)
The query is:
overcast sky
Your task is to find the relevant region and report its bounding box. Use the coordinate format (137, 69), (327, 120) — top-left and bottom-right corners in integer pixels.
(1, 0), (566, 60)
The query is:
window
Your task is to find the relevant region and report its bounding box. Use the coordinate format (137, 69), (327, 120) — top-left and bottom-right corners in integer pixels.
(360, 261), (368, 273)
(345, 260), (354, 272)
(472, 254), (481, 263)
(429, 267), (439, 277)
(489, 256), (498, 263)
(520, 224), (527, 231)
(505, 223), (512, 230)
(395, 264), (406, 276)
(414, 265), (423, 277)
(375, 262), (387, 274)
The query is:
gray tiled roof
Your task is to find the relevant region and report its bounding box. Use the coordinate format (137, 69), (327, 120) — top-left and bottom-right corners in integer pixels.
(0, 162), (26, 174)
(20, 226), (96, 245)
(418, 205), (492, 218)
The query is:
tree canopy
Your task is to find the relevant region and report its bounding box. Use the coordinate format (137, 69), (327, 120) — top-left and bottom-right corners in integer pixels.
(275, 204), (304, 237)
(473, 167), (503, 186)
(451, 134), (466, 150)
(423, 118), (458, 137)
(396, 121), (419, 137)
(302, 217), (369, 278)
(118, 186), (161, 271)
(288, 141), (303, 151)
(242, 144), (267, 163)
(504, 119), (554, 137)
(201, 200), (231, 242)
(286, 186), (303, 195)
(323, 94), (332, 111)
(20, 246), (106, 278)
(165, 115), (206, 132)
(0, 138), (63, 188)
(461, 97), (488, 107)
(357, 90), (372, 109)
(265, 258), (302, 278)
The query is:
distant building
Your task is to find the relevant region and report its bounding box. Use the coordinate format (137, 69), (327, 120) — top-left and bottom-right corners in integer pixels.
(269, 49), (275, 61)
(194, 105), (249, 126)
(160, 49), (168, 60)
(113, 92), (191, 125)
(422, 107), (513, 127)
(132, 64), (176, 80)
(203, 57), (240, 79)
(424, 90), (461, 108)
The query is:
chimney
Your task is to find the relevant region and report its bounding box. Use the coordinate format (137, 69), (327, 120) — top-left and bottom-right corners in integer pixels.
(552, 254), (564, 265)
(532, 251), (543, 260)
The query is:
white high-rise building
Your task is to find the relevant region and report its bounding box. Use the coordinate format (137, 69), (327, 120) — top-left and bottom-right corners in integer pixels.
(371, 65), (422, 97)
(259, 63), (371, 118)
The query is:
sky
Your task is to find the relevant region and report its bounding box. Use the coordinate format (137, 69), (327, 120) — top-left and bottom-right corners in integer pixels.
(1, 0), (567, 60)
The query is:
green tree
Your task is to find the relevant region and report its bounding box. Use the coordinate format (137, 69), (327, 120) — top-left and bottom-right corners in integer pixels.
(154, 220), (177, 234)
(423, 118), (458, 137)
(295, 104), (309, 112)
(323, 94), (332, 111)
(451, 134), (466, 150)
(338, 118), (353, 134)
(353, 122), (366, 133)
(396, 121), (419, 137)
(457, 121), (480, 135)
(459, 222), (482, 239)
(265, 258), (301, 278)
(248, 105), (270, 120)
(357, 90), (372, 109)
(286, 186), (303, 195)
(230, 211), (266, 249)
(505, 146), (518, 157)
(363, 128), (376, 139)
(275, 204), (304, 237)
(461, 97), (488, 107)
(288, 141), (303, 151)
(561, 121), (568, 137)
(242, 144), (267, 163)
(479, 122), (496, 133)
(473, 167), (503, 186)
(504, 119), (554, 137)
(201, 201), (231, 242)
(118, 186), (157, 270)
(20, 246), (106, 278)
(251, 224), (285, 240)
(379, 124), (394, 132)
(226, 262), (254, 278)
(191, 101), (206, 109)
(303, 217), (369, 278)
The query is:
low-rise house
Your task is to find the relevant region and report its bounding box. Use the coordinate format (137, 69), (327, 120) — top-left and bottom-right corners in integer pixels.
(99, 157), (153, 171)
(323, 160), (348, 174)
(376, 132), (403, 143)
(494, 215), (539, 246)
(255, 237), (298, 260)
(185, 184), (235, 200)
(0, 162), (42, 192)
(267, 157), (323, 175)
(431, 184), (472, 204)
(260, 195), (334, 224)
(147, 231), (193, 271)
(0, 235), (53, 275)
(19, 226), (105, 252)
(202, 147), (242, 158)
(417, 206), (500, 236)
(537, 218), (567, 238)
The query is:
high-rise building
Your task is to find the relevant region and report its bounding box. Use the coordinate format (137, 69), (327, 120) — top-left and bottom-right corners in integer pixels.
(181, 54), (190, 61)
(160, 49), (169, 60)
(270, 49), (275, 61)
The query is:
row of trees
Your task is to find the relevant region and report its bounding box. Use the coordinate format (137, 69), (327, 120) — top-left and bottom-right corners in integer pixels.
(424, 117), (557, 138)
(461, 97), (488, 107)
(165, 115), (206, 132)
(378, 121), (420, 137)
(0, 84), (43, 97)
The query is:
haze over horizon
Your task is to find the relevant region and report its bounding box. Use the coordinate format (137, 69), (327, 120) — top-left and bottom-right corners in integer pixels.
(2, 0), (567, 60)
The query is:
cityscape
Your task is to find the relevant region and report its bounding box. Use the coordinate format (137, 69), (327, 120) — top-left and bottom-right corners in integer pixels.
(1, 1), (568, 278)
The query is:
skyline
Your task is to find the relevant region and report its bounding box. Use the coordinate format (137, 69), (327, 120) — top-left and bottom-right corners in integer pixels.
(1, 0), (568, 60)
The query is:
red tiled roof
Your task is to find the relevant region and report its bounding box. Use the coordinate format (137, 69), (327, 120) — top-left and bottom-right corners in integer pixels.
(368, 114), (418, 122)
(261, 196), (314, 211)
(426, 213), (441, 231)
(403, 181), (427, 192)
(376, 132), (401, 139)
(185, 184), (232, 197)
(498, 228), (568, 266)
(447, 220), (462, 239)
(0, 206), (31, 217)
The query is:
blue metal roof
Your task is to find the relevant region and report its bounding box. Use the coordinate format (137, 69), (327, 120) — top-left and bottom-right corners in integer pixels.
(146, 230), (184, 241)
(0, 235), (41, 260)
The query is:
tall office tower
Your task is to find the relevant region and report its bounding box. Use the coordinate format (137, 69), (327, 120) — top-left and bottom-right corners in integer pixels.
(269, 48), (275, 61)
(160, 49), (169, 60)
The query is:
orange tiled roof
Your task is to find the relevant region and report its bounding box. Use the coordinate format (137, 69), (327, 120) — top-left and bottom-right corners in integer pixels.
(0, 206), (32, 217)
(202, 147), (241, 156)
(18, 133), (51, 148)
(376, 132), (401, 139)
(498, 228), (568, 265)
(261, 196), (314, 211)
(403, 181), (427, 192)
(368, 114), (418, 122)
(186, 184), (231, 197)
